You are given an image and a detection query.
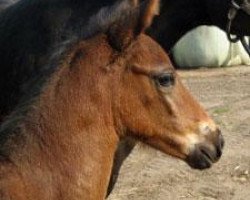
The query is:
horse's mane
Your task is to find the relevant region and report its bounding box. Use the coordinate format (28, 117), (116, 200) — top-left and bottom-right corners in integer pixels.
(50, 0), (139, 63)
(0, 0), (139, 144)
(0, 0), (18, 12)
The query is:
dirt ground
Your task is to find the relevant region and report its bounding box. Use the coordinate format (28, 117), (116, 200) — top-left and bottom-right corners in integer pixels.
(107, 66), (250, 200)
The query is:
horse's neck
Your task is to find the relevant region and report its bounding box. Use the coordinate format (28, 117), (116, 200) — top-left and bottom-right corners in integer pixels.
(148, 0), (212, 51)
(0, 67), (118, 199)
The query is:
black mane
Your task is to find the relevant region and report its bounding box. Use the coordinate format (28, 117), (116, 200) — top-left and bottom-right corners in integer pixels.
(0, 0), (18, 11)
(0, 0), (117, 119)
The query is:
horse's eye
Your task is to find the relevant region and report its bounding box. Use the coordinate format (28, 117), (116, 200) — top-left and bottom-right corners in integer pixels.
(154, 73), (175, 87)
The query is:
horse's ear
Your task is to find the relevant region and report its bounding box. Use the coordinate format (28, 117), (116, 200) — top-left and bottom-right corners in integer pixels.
(136, 0), (160, 34)
(108, 0), (160, 51)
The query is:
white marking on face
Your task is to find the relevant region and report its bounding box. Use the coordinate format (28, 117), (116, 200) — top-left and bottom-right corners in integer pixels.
(163, 96), (178, 114)
(182, 121), (217, 154)
(199, 121), (217, 136)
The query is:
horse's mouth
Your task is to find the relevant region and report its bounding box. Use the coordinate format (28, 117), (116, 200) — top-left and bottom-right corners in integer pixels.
(185, 145), (219, 170)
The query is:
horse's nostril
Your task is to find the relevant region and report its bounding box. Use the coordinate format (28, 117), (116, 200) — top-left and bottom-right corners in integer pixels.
(217, 130), (225, 150)
(216, 146), (222, 158)
(220, 134), (225, 149)
(214, 130), (224, 160)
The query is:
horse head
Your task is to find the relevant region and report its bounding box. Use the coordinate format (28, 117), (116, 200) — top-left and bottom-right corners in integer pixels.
(87, 0), (225, 169)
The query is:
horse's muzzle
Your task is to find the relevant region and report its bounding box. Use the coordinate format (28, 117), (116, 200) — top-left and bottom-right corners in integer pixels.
(186, 130), (225, 170)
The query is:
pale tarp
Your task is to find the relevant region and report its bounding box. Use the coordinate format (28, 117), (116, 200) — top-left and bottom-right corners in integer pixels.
(173, 26), (250, 68)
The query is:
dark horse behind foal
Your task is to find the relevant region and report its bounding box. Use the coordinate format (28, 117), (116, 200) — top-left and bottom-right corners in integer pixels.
(0, 0), (224, 199)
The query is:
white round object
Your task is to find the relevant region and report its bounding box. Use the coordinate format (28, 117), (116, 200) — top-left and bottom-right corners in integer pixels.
(172, 25), (250, 68)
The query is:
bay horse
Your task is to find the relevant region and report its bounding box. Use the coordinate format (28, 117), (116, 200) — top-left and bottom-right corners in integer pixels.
(0, 0), (232, 196)
(0, 0), (224, 199)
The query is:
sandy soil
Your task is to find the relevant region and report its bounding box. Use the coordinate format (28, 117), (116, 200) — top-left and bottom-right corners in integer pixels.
(107, 66), (250, 200)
